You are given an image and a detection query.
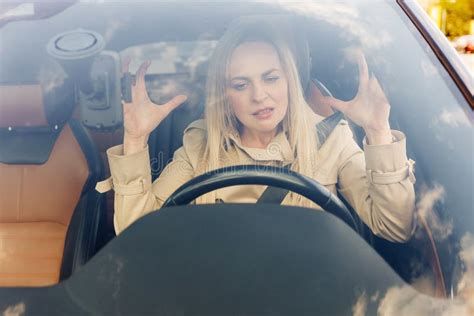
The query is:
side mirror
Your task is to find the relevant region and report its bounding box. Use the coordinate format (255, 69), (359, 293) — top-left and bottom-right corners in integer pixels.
(47, 29), (123, 130)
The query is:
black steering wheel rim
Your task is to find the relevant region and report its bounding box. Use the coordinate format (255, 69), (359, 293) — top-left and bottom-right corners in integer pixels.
(162, 165), (361, 235)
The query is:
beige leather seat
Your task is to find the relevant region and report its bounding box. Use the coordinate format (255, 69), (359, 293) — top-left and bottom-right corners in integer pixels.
(0, 84), (104, 287)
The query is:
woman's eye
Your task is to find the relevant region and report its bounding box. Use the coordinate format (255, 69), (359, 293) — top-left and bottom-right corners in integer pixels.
(265, 76), (279, 83)
(232, 83), (248, 91)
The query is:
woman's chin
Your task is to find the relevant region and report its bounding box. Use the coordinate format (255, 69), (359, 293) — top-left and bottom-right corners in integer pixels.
(239, 114), (284, 135)
(250, 121), (281, 133)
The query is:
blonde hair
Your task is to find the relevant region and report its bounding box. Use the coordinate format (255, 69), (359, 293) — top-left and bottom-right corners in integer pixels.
(198, 19), (319, 207)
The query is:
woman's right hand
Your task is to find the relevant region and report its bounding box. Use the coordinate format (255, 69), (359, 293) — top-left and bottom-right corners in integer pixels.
(122, 57), (187, 154)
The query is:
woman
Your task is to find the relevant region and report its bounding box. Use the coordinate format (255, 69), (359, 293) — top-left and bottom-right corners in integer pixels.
(96, 19), (416, 242)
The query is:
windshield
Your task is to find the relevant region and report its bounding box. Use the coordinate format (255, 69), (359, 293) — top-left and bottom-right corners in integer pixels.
(0, 0), (472, 314)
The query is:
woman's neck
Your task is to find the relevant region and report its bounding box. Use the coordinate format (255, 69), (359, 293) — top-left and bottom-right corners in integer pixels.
(240, 128), (277, 149)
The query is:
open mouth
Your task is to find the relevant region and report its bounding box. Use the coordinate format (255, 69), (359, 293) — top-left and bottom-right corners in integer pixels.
(252, 107), (274, 119)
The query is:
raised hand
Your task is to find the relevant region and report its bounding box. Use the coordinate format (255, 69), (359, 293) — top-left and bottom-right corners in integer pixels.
(311, 51), (393, 145)
(121, 56), (187, 154)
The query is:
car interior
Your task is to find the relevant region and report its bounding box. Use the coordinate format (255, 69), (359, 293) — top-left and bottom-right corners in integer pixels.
(0, 2), (468, 308)
(0, 12), (366, 288)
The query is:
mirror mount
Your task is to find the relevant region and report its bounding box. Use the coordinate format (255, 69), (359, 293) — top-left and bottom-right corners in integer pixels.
(47, 29), (122, 130)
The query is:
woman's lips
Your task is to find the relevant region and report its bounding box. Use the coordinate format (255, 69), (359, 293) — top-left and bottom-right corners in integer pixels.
(252, 107), (274, 120)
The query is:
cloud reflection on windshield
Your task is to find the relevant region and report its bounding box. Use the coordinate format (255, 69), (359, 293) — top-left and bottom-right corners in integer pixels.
(350, 233), (473, 315)
(274, 1), (393, 50)
(36, 61), (67, 94)
(2, 302), (25, 316)
(377, 233), (473, 316)
(416, 184), (453, 241)
(351, 181), (473, 315)
(435, 108), (471, 129)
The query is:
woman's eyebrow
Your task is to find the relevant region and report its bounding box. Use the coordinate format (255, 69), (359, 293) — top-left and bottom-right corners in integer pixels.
(230, 68), (279, 81)
(230, 76), (249, 81)
(262, 68), (279, 76)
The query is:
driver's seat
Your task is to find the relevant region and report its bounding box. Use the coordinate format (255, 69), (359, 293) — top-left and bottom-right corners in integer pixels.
(0, 84), (104, 287)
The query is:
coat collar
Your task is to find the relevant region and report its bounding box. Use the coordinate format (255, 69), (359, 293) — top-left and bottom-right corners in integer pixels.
(184, 119), (300, 164)
(228, 130), (294, 164)
(225, 110), (325, 164)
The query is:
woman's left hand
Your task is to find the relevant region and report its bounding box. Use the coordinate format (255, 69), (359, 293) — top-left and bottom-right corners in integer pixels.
(314, 51), (393, 145)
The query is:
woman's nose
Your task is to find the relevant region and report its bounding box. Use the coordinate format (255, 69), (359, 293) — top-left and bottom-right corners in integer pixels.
(252, 83), (268, 103)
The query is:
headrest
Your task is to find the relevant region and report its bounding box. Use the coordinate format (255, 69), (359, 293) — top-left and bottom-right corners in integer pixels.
(0, 81), (75, 128)
(0, 85), (47, 127)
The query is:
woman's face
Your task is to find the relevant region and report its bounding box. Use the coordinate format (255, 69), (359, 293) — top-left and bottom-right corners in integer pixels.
(226, 41), (289, 136)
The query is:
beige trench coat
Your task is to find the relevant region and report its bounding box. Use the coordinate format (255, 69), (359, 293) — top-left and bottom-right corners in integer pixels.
(97, 118), (416, 242)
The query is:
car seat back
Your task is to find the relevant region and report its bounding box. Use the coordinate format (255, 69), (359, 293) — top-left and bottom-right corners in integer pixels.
(148, 69), (207, 179)
(0, 84), (103, 286)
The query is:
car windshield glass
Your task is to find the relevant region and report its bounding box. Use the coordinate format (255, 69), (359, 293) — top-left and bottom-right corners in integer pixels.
(0, 0), (472, 312)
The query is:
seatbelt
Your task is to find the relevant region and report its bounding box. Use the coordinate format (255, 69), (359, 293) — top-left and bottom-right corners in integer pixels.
(256, 164), (292, 204)
(257, 111), (344, 204)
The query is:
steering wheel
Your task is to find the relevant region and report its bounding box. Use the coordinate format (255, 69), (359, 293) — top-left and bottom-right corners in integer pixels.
(162, 165), (361, 236)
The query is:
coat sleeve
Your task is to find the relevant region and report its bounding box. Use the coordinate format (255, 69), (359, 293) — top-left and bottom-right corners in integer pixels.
(337, 127), (416, 242)
(97, 144), (194, 234)
(95, 121), (207, 235)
